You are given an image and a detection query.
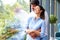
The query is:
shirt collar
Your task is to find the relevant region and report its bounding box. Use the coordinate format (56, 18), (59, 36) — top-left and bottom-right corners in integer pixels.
(33, 17), (41, 21)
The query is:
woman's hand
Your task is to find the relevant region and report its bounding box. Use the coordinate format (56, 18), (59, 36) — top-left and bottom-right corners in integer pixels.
(34, 30), (40, 36)
(26, 29), (36, 39)
(29, 31), (37, 39)
(26, 29), (41, 39)
(29, 29), (41, 39)
(26, 29), (33, 34)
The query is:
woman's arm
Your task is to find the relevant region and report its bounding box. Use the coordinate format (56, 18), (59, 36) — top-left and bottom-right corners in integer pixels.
(39, 21), (46, 37)
(29, 29), (40, 39)
(25, 28), (41, 39)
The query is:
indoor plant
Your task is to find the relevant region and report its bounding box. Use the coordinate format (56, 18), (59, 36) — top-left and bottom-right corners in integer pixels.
(50, 14), (57, 39)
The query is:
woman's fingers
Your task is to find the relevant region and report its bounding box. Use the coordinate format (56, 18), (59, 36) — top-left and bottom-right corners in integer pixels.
(29, 32), (37, 39)
(26, 29), (31, 34)
(26, 29), (34, 34)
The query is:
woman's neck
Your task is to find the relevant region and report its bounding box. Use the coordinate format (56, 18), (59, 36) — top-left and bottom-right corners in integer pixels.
(35, 14), (40, 19)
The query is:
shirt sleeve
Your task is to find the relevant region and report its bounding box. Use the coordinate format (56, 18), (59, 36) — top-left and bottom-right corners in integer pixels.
(23, 17), (32, 32)
(40, 21), (46, 37)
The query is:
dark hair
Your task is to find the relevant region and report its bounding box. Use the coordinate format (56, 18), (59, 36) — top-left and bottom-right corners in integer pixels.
(30, 0), (39, 5)
(38, 5), (45, 19)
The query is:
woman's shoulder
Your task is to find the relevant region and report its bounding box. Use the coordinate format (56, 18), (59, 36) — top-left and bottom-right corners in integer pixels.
(28, 17), (33, 20)
(27, 17), (33, 22)
(39, 19), (45, 23)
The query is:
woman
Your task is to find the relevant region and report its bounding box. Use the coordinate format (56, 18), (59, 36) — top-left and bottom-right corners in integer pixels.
(26, 5), (47, 40)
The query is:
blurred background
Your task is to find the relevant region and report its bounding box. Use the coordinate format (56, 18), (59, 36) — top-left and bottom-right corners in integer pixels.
(0, 0), (60, 40)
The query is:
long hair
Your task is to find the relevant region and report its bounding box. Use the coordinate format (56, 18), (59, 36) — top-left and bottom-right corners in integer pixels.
(39, 5), (45, 19)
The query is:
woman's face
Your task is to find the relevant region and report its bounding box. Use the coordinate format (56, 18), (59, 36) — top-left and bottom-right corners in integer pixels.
(34, 6), (42, 14)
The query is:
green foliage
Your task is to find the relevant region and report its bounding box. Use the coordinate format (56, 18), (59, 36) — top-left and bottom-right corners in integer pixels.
(0, 27), (19, 40)
(0, 0), (29, 39)
(12, 2), (21, 10)
(50, 14), (57, 24)
(0, 4), (15, 39)
(0, 4), (14, 26)
(18, 0), (30, 13)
